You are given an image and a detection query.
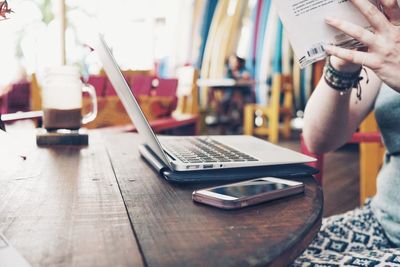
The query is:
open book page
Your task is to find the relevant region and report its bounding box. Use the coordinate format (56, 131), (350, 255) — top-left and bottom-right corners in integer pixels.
(273, 0), (376, 68)
(0, 234), (32, 267)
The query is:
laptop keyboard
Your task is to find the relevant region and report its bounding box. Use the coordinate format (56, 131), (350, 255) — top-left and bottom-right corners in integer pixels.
(162, 138), (259, 163)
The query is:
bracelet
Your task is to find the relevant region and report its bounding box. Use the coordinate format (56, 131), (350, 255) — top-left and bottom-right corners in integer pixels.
(323, 57), (366, 100)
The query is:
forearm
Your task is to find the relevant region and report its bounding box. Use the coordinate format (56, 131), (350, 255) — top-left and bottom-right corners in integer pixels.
(303, 59), (381, 153)
(303, 79), (354, 153)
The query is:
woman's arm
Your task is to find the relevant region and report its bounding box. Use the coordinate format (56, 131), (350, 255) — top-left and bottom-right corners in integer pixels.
(303, 0), (400, 153)
(303, 58), (381, 153)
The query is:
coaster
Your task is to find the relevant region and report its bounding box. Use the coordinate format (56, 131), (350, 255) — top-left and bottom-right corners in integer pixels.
(36, 128), (89, 146)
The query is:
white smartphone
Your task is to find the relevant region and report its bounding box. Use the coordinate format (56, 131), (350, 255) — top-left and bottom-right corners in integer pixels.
(192, 177), (304, 209)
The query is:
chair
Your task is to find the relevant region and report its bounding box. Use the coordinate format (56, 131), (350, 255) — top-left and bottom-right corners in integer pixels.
(123, 73), (199, 135)
(130, 75), (152, 96)
(91, 71), (198, 135)
(145, 77), (179, 119)
(357, 113), (384, 203)
(244, 73), (293, 143)
(87, 75), (107, 97)
(0, 80), (34, 127)
(30, 74), (42, 111)
(104, 77), (120, 96)
(152, 78), (178, 96)
(300, 112), (384, 204)
(300, 134), (324, 183)
(101, 69), (152, 96)
(84, 72), (152, 128)
(3, 81), (31, 113)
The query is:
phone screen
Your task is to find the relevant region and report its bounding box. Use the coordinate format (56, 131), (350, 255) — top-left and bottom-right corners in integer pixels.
(209, 179), (290, 198)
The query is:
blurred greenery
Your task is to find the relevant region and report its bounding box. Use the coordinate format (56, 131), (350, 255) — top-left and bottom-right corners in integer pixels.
(38, 0), (54, 24)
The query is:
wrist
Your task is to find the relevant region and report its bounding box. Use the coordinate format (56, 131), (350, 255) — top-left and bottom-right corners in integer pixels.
(329, 56), (362, 73)
(323, 56), (363, 100)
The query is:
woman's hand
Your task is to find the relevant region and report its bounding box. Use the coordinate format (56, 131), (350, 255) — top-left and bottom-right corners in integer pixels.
(324, 0), (400, 92)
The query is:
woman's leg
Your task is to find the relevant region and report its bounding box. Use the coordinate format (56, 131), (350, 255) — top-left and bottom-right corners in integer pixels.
(293, 200), (399, 266)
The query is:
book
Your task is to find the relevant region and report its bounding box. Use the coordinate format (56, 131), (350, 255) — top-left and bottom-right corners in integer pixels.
(273, 0), (375, 68)
(0, 233), (32, 267)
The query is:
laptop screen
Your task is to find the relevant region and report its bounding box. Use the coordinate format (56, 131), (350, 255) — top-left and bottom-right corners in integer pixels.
(94, 34), (172, 169)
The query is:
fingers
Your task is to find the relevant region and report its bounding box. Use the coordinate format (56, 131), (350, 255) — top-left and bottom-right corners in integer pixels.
(324, 45), (380, 69)
(380, 0), (400, 9)
(350, 0), (391, 32)
(325, 17), (376, 47)
(379, 0), (400, 25)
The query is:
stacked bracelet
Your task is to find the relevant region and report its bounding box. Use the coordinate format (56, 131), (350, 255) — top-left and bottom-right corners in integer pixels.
(323, 57), (365, 100)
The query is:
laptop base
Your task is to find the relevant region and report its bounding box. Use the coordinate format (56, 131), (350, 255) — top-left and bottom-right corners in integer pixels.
(139, 144), (318, 183)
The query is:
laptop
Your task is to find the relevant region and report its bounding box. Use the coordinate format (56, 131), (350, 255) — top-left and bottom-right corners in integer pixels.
(94, 34), (317, 182)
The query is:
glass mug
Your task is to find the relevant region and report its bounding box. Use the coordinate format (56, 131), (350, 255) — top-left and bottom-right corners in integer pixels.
(41, 66), (97, 131)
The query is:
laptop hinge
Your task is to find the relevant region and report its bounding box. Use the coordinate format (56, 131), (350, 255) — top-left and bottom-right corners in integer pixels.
(163, 149), (177, 161)
(138, 144), (170, 174)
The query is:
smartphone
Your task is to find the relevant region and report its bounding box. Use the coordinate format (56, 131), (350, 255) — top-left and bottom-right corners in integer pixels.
(192, 177), (304, 209)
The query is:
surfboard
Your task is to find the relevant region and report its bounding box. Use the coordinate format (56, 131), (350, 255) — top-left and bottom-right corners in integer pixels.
(254, 0), (271, 104)
(189, 0), (207, 65)
(281, 30), (293, 76)
(208, 0), (248, 78)
(292, 56), (302, 112)
(245, 0), (261, 77)
(256, 6), (279, 105)
(195, 0), (218, 68)
(199, 0), (230, 109)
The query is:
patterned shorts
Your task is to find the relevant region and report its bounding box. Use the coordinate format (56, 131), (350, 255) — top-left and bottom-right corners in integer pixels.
(293, 200), (400, 266)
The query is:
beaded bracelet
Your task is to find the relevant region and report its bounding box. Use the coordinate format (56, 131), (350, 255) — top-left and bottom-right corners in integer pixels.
(323, 57), (366, 100)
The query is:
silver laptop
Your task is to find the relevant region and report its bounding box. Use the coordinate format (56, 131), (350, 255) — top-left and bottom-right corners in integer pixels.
(94, 34), (315, 172)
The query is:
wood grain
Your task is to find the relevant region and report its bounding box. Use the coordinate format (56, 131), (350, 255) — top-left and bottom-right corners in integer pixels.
(104, 132), (323, 267)
(278, 135), (360, 217)
(0, 132), (144, 267)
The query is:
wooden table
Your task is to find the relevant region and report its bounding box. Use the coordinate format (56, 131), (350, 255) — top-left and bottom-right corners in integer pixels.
(0, 131), (323, 267)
